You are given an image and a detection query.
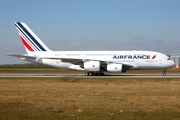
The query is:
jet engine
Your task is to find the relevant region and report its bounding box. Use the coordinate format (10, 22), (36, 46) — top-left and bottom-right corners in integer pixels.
(107, 63), (122, 72)
(84, 61), (100, 71)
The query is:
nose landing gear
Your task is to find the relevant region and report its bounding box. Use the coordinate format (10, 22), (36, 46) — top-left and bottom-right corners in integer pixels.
(162, 70), (166, 76)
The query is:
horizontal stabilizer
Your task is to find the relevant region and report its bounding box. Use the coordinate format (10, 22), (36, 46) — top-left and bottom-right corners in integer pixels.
(7, 54), (35, 59)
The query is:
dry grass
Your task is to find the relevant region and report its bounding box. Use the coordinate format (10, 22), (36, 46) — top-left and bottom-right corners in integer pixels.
(0, 78), (180, 113)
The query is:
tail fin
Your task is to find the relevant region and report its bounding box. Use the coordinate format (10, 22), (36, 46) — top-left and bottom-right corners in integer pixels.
(14, 22), (51, 55)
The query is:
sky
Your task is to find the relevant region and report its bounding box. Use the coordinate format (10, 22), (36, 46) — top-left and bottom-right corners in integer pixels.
(0, 0), (180, 64)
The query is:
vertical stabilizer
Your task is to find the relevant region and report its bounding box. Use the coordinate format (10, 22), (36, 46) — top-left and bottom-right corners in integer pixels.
(14, 22), (51, 55)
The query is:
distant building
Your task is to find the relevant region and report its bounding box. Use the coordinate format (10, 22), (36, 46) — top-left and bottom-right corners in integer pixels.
(171, 53), (180, 68)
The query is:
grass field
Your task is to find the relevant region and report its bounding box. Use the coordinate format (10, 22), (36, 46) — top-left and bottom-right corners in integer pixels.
(0, 74), (180, 119)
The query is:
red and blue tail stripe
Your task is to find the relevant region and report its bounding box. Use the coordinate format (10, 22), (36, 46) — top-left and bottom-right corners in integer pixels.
(15, 22), (47, 52)
(20, 36), (34, 51)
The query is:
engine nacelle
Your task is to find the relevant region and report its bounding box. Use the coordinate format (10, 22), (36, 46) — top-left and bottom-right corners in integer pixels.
(84, 61), (100, 71)
(107, 63), (122, 72)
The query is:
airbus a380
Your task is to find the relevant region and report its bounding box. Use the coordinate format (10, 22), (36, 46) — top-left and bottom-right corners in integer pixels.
(7, 22), (175, 76)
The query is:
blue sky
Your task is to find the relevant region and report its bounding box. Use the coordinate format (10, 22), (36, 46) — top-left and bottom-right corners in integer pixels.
(0, 0), (180, 64)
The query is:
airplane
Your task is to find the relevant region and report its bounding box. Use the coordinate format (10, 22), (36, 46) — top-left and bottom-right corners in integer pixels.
(7, 22), (175, 76)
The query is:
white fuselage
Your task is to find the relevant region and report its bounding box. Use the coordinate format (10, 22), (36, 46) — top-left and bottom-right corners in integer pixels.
(25, 50), (175, 72)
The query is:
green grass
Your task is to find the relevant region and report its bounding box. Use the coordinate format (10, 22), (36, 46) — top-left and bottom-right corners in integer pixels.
(0, 102), (180, 120)
(0, 102), (66, 120)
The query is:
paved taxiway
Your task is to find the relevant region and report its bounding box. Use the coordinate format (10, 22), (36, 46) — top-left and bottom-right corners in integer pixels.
(0, 74), (180, 78)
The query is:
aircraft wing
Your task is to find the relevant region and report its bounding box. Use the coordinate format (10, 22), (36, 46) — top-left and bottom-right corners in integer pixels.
(58, 58), (83, 64)
(48, 57), (134, 70)
(7, 54), (134, 71)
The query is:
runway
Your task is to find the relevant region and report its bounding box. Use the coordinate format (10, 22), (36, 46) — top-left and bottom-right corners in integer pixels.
(0, 73), (180, 78)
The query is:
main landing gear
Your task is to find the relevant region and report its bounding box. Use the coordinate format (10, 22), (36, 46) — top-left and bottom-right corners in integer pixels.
(85, 72), (104, 76)
(162, 70), (166, 76)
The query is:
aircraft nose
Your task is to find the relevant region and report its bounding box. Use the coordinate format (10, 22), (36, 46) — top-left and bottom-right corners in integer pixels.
(168, 60), (175, 68)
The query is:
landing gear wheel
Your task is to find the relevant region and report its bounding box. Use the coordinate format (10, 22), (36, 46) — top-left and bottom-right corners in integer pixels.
(85, 72), (89, 76)
(85, 72), (104, 76)
(89, 72), (93, 76)
(162, 70), (166, 76)
(85, 72), (94, 76)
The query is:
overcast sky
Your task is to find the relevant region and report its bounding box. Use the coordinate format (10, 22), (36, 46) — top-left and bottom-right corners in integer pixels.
(0, 0), (180, 64)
